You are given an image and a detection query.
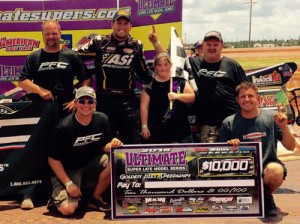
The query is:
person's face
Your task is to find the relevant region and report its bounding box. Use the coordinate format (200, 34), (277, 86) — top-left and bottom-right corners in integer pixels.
(111, 18), (132, 41)
(75, 97), (96, 117)
(202, 38), (223, 62)
(194, 46), (203, 57)
(42, 21), (61, 50)
(155, 58), (172, 79)
(236, 88), (259, 112)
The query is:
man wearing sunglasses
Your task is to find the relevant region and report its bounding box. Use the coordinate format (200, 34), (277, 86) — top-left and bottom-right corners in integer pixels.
(48, 86), (122, 216)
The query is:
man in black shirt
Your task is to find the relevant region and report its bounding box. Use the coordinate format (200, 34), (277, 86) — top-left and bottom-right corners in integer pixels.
(48, 86), (122, 216)
(18, 19), (91, 210)
(186, 30), (248, 142)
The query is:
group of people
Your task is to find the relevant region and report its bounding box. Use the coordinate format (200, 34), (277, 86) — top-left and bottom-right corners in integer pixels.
(17, 10), (164, 215)
(16, 9), (299, 218)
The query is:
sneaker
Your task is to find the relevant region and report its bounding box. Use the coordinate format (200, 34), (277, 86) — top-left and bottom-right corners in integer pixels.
(46, 197), (57, 212)
(87, 196), (111, 212)
(264, 194), (278, 216)
(20, 194), (34, 210)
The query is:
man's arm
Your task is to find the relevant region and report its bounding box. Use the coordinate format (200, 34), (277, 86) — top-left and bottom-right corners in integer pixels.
(48, 157), (82, 198)
(103, 138), (123, 153)
(148, 25), (167, 54)
(275, 106), (296, 151)
(48, 157), (72, 185)
(18, 79), (54, 101)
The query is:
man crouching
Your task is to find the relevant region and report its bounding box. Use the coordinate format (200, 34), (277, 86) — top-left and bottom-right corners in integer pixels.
(48, 86), (122, 216)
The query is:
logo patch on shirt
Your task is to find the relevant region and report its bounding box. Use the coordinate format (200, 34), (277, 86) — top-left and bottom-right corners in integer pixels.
(39, 62), (68, 71)
(106, 46), (116, 53)
(123, 48), (133, 54)
(73, 133), (102, 147)
(243, 132), (266, 140)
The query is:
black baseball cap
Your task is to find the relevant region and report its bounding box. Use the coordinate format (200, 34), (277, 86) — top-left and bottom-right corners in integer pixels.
(194, 40), (203, 48)
(203, 30), (223, 42)
(113, 10), (132, 22)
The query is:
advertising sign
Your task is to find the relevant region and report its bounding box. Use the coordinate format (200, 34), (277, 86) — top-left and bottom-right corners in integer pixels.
(0, 0), (182, 93)
(0, 0), (182, 195)
(0, 100), (50, 195)
(258, 86), (293, 123)
(111, 143), (264, 219)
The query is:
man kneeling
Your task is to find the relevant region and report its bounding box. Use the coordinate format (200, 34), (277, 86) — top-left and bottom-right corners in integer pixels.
(48, 86), (122, 216)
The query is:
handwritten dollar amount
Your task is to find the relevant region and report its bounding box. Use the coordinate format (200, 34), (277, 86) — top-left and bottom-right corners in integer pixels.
(200, 158), (252, 173)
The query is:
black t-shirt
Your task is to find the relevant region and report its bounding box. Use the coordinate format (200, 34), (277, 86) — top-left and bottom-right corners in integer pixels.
(188, 56), (248, 126)
(48, 112), (112, 170)
(19, 48), (90, 103)
(143, 77), (191, 143)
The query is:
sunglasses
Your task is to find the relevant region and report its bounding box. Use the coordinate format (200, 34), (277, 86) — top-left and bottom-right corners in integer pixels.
(77, 99), (96, 105)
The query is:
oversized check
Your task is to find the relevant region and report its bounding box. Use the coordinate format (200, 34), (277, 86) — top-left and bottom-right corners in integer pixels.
(111, 143), (264, 219)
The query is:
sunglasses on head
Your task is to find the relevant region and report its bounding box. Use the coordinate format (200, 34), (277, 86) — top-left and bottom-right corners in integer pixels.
(77, 99), (96, 105)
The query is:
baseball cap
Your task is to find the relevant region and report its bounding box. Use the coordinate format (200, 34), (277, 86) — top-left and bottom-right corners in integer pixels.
(203, 30), (223, 42)
(75, 86), (96, 99)
(194, 40), (203, 48)
(113, 10), (132, 22)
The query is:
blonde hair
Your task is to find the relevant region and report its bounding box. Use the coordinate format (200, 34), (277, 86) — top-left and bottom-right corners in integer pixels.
(154, 52), (172, 66)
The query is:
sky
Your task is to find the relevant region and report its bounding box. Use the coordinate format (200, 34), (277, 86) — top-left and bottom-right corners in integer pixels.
(182, 0), (300, 44)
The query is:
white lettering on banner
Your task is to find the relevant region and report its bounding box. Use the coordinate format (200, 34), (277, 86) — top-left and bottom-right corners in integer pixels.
(10, 179), (42, 186)
(0, 163), (9, 172)
(0, 8), (130, 22)
(117, 182), (131, 189)
(119, 174), (143, 180)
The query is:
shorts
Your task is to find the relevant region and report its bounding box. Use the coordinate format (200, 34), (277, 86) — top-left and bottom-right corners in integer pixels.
(50, 154), (109, 207)
(263, 159), (287, 179)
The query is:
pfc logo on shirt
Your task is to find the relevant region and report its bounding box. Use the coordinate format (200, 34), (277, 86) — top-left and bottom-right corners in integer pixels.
(73, 133), (102, 147)
(39, 62), (68, 71)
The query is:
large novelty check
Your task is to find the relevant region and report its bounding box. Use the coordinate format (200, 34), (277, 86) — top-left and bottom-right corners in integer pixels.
(111, 142), (264, 219)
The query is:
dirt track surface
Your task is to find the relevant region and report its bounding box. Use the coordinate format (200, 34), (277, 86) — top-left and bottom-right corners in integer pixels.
(222, 47), (300, 88)
(224, 47), (300, 103)
(223, 47), (300, 58)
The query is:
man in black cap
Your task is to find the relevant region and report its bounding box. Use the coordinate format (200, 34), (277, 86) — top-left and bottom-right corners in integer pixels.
(77, 9), (164, 144)
(192, 40), (203, 58)
(186, 30), (248, 143)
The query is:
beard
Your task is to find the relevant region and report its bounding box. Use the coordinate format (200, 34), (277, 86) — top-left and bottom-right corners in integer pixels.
(46, 39), (59, 48)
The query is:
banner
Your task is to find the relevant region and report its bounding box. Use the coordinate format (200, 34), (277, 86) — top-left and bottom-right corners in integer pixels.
(111, 142), (264, 219)
(0, 0), (183, 92)
(0, 100), (56, 195)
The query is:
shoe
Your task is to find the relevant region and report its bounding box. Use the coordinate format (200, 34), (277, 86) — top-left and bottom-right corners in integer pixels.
(87, 196), (111, 212)
(46, 197), (57, 212)
(20, 194), (34, 210)
(264, 194), (278, 216)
